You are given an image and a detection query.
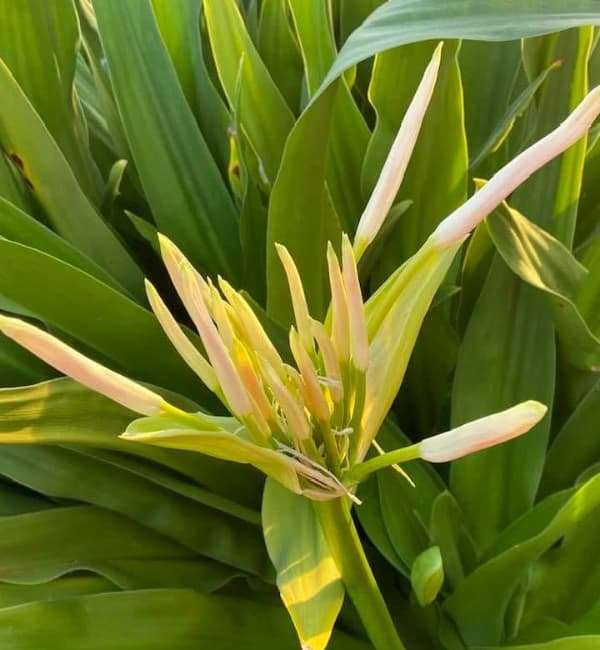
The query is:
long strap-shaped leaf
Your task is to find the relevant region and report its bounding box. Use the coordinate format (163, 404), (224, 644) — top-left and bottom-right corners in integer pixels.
(204, 0), (294, 183)
(0, 0), (102, 201)
(92, 0), (241, 281)
(319, 0), (600, 92)
(0, 60), (142, 297)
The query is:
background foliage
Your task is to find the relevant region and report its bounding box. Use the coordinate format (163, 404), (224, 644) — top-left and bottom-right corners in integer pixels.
(0, 0), (600, 648)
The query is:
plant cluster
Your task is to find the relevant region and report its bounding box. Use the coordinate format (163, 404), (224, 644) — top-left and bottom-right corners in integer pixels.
(0, 1), (600, 649)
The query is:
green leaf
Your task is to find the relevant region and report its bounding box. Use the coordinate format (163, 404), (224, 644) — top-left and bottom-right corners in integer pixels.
(320, 0), (600, 91)
(0, 444), (271, 578)
(0, 576), (116, 610)
(429, 491), (478, 589)
(0, 0), (102, 200)
(469, 61), (559, 171)
(263, 479), (344, 650)
(444, 473), (600, 646)
(0, 337), (55, 389)
(541, 378), (600, 494)
(451, 26), (592, 546)
(257, 0), (303, 111)
(124, 414), (302, 496)
(266, 84), (341, 326)
(487, 198), (600, 371)
(0, 505), (196, 585)
(0, 479), (53, 516)
(338, 0), (385, 43)
(92, 0), (241, 280)
(450, 256), (555, 547)
(0, 60), (142, 297)
(460, 39), (523, 173)
(204, 0), (294, 182)
(359, 420), (443, 574)
(356, 471), (406, 573)
(0, 197), (122, 291)
(0, 151), (30, 210)
(520, 27), (593, 246)
(473, 638), (600, 650)
(151, 0), (230, 174)
(520, 485), (600, 625)
(289, 0), (370, 229)
(0, 590), (369, 650)
(410, 546), (444, 607)
(457, 221), (494, 333)
(0, 378), (262, 510)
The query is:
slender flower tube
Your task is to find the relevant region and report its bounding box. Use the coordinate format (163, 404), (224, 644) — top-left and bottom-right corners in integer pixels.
(276, 243), (314, 353)
(353, 43), (443, 260)
(181, 269), (254, 419)
(326, 243), (351, 364)
(432, 86), (600, 246)
(0, 315), (162, 416)
(419, 401), (548, 463)
(145, 280), (219, 392)
(341, 235), (369, 372)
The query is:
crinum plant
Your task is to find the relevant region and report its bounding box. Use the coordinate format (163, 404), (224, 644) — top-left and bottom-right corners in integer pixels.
(2, 43), (600, 650)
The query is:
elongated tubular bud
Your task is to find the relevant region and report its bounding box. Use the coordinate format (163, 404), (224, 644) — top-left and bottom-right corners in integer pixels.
(145, 280), (219, 392)
(326, 243), (350, 364)
(354, 43), (443, 260)
(0, 315), (162, 415)
(218, 278), (286, 378)
(311, 319), (343, 403)
(275, 244), (314, 352)
(260, 359), (311, 441)
(419, 401), (547, 463)
(231, 339), (276, 427)
(208, 281), (236, 349)
(182, 270), (253, 418)
(341, 235), (369, 372)
(433, 86), (600, 246)
(158, 234), (211, 312)
(289, 328), (330, 423)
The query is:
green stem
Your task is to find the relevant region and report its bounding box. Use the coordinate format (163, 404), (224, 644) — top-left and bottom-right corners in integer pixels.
(314, 498), (406, 650)
(344, 444), (420, 484)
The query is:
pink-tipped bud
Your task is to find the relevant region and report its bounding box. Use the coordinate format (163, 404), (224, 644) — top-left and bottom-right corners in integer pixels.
(182, 271), (253, 419)
(354, 43), (443, 260)
(208, 280), (236, 350)
(218, 278), (286, 379)
(419, 401), (547, 463)
(231, 339), (275, 428)
(326, 243), (350, 364)
(275, 244), (314, 353)
(0, 315), (162, 415)
(158, 234), (211, 315)
(145, 280), (219, 392)
(341, 235), (369, 372)
(433, 86), (600, 246)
